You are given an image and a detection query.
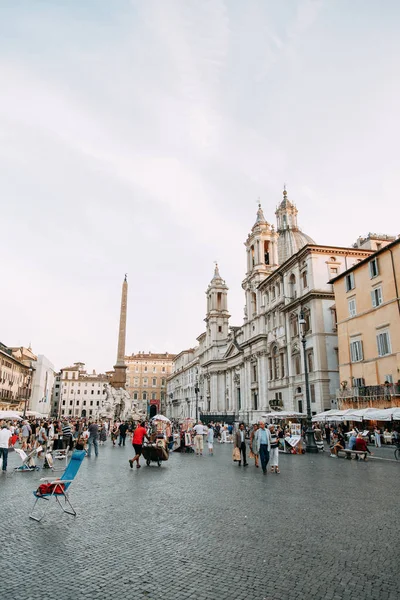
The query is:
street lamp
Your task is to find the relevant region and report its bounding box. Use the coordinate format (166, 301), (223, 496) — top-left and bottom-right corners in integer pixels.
(299, 310), (318, 453)
(22, 375), (31, 419)
(194, 377), (200, 422)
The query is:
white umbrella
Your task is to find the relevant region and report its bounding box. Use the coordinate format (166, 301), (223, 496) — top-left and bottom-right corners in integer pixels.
(151, 414), (171, 423)
(392, 408), (400, 421)
(263, 411), (307, 419)
(0, 410), (22, 420)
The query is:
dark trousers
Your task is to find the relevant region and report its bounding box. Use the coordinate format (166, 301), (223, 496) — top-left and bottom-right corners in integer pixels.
(118, 434), (126, 446)
(0, 447), (9, 471)
(259, 444), (270, 472)
(239, 442), (247, 465)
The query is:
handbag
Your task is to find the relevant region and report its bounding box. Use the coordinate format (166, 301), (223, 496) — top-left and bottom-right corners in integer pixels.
(232, 447), (241, 462)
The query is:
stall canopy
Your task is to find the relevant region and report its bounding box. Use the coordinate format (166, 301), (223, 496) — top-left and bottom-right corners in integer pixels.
(0, 410), (22, 420)
(263, 411), (306, 419)
(313, 408), (400, 422)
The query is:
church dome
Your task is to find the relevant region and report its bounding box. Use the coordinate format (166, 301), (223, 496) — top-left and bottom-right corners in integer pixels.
(277, 229), (316, 264)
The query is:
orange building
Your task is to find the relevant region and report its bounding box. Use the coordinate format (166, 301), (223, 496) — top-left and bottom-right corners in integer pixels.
(125, 352), (175, 417)
(331, 236), (400, 408)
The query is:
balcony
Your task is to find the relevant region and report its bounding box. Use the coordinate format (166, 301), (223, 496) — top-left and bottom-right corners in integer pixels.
(336, 384), (400, 409)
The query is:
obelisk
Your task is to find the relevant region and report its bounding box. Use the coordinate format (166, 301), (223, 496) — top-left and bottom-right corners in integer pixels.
(110, 274), (128, 389)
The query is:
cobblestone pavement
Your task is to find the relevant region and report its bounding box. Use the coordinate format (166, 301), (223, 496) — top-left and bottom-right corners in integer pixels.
(0, 441), (399, 600)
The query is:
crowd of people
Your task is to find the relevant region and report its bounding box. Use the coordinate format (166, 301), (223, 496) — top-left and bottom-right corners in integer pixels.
(1, 414), (399, 473)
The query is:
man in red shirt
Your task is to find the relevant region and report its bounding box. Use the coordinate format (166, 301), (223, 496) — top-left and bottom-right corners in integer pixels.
(129, 422), (148, 469)
(355, 433), (372, 459)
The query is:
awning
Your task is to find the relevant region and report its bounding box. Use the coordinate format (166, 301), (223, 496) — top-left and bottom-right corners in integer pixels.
(0, 410), (22, 420)
(263, 411), (307, 419)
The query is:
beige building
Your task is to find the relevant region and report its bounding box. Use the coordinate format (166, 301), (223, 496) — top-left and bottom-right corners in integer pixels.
(0, 343), (35, 411)
(125, 352), (175, 418)
(331, 236), (400, 408)
(55, 362), (109, 418)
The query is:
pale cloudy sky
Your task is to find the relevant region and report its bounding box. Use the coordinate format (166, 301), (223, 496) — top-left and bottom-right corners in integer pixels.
(1, 0), (399, 373)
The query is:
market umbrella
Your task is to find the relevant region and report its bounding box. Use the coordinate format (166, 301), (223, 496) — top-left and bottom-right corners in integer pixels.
(151, 414), (171, 423)
(0, 410), (22, 420)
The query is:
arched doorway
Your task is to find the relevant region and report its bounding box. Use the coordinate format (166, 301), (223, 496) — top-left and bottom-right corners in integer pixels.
(149, 404), (157, 419)
(81, 409), (87, 418)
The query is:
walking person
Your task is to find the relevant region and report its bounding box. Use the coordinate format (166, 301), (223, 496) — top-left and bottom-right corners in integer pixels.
(0, 424), (12, 472)
(207, 424), (214, 455)
(129, 422), (148, 469)
(324, 423), (331, 446)
(269, 425), (280, 473)
(249, 424), (259, 468)
(87, 421), (99, 458)
(118, 421), (128, 446)
(234, 423), (248, 466)
(253, 421), (271, 475)
(193, 421), (205, 456)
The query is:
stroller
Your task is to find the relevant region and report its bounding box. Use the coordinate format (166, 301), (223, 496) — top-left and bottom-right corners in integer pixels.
(14, 446), (43, 472)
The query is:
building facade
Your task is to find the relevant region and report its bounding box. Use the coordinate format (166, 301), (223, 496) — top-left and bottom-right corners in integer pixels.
(125, 352), (175, 418)
(30, 355), (55, 416)
(167, 189), (374, 423)
(56, 362), (109, 418)
(166, 349), (200, 420)
(331, 236), (400, 408)
(0, 343), (35, 411)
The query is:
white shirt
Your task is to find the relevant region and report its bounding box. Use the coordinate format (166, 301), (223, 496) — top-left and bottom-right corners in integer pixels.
(0, 428), (12, 448)
(194, 424), (205, 435)
(240, 430), (245, 443)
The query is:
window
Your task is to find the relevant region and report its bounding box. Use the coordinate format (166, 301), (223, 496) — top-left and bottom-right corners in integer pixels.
(144, 367), (147, 372)
(133, 392), (138, 400)
(252, 365), (257, 382)
(377, 330), (391, 357)
(162, 367), (165, 372)
(91, 390), (94, 395)
(161, 378), (166, 386)
(345, 272), (355, 292)
(353, 378), (365, 388)
(348, 298), (357, 317)
(385, 375), (393, 384)
(218, 326), (222, 333)
(330, 267), (338, 276)
(77, 389), (80, 394)
(310, 384), (316, 403)
(307, 351), (314, 373)
(371, 287), (383, 307)
(302, 271), (308, 288)
(151, 393), (156, 400)
(369, 258), (379, 278)
(272, 346), (280, 379)
(350, 340), (363, 363)
(294, 354), (301, 375)
(143, 392), (147, 400)
(143, 378), (148, 386)
(152, 378), (157, 386)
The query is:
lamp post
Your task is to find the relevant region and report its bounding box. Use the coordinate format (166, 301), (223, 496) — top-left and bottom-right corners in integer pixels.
(299, 310), (318, 453)
(22, 375), (31, 419)
(194, 384), (200, 422)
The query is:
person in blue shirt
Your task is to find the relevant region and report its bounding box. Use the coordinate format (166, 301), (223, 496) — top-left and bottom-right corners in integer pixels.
(253, 421), (271, 474)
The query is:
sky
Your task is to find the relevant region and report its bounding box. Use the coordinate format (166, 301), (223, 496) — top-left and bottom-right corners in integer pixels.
(1, 0), (399, 373)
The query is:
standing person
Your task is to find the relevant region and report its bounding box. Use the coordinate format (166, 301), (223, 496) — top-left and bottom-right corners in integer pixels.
(253, 421), (271, 475)
(111, 423), (119, 446)
(0, 424), (12, 472)
(37, 422), (48, 456)
(374, 427), (382, 448)
(207, 424), (214, 455)
(87, 421), (99, 458)
(99, 423), (107, 445)
(269, 425), (280, 474)
(324, 423), (331, 445)
(129, 422), (148, 469)
(193, 421), (205, 456)
(234, 423), (248, 467)
(62, 420), (73, 451)
(21, 420), (31, 450)
(220, 426), (227, 444)
(118, 421), (128, 447)
(249, 424), (259, 468)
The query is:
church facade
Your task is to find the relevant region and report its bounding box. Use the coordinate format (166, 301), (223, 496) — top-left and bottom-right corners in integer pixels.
(166, 190), (371, 423)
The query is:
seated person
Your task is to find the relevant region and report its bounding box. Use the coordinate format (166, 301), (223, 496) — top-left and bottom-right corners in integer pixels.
(355, 433), (372, 458)
(348, 430), (357, 450)
(330, 431), (346, 457)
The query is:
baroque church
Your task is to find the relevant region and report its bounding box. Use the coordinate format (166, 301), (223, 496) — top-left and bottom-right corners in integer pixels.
(166, 189), (371, 423)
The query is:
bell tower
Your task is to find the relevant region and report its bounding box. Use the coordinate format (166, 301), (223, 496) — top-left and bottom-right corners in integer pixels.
(242, 203), (278, 320)
(205, 264), (230, 345)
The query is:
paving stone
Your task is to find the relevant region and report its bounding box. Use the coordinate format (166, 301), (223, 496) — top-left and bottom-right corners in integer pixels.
(0, 443), (398, 600)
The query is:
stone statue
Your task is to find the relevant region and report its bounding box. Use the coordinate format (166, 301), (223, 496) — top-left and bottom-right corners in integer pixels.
(98, 383), (145, 421)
